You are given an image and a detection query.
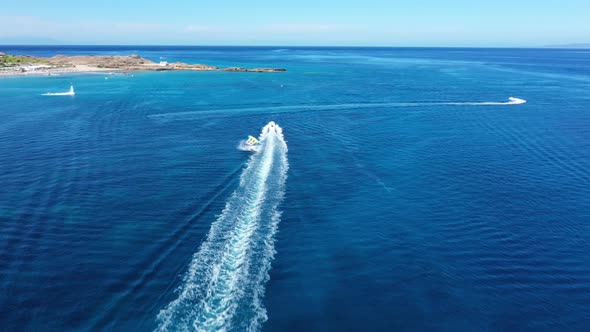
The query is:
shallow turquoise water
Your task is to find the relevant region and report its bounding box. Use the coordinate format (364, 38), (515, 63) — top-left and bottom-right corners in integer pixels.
(1, 47), (589, 331)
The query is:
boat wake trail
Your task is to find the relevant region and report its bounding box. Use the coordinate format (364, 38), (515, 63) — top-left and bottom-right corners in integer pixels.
(155, 121), (288, 332)
(444, 97), (526, 105)
(148, 97), (526, 120)
(42, 85), (75, 96)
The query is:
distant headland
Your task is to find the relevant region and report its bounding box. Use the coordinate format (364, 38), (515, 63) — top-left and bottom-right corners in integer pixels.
(0, 52), (286, 76)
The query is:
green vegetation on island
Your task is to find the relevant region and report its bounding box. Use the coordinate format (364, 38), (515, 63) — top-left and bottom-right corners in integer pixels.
(0, 53), (49, 67)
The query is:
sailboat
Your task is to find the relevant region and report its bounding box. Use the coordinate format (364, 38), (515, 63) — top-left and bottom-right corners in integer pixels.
(42, 85), (75, 96)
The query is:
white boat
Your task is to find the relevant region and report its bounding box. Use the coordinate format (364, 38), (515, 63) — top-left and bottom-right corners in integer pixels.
(42, 85), (75, 96)
(507, 97), (526, 104)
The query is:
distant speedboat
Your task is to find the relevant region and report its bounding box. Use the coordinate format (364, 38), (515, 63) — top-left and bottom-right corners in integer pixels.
(507, 97), (526, 104)
(42, 85), (75, 96)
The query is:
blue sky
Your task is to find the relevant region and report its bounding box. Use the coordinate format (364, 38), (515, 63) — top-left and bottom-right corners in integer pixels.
(1, 0), (589, 46)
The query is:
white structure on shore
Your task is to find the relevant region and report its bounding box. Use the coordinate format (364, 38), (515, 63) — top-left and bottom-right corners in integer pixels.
(23, 65), (53, 72)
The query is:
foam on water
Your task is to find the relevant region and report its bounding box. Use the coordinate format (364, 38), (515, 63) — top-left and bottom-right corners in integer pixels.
(237, 140), (261, 153)
(42, 85), (75, 96)
(149, 97), (527, 120)
(445, 97), (527, 105)
(155, 121), (288, 332)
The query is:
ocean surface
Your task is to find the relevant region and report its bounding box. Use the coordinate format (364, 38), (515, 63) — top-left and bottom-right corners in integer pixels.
(1, 46), (589, 331)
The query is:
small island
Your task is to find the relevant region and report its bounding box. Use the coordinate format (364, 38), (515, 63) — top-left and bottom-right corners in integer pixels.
(0, 52), (286, 76)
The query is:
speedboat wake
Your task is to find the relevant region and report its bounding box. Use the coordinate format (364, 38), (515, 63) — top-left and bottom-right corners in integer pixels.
(156, 121), (288, 332)
(444, 97), (526, 105)
(149, 97), (527, 120)
(42, 84), (75, 96)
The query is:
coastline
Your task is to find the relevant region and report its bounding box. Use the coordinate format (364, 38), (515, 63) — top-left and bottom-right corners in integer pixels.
(0, 65), (117, 77)
(0, 53), (286, 77)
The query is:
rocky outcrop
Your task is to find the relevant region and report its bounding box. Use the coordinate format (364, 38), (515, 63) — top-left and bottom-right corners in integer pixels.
(47, 55), (154, 68)
(0, 52), (287, 76)
(1, 53), (285, 73)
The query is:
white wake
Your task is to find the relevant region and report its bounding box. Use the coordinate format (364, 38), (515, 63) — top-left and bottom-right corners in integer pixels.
(444, 97), (526, 105)
(156, 121), (288, 332)
(149, 97), (527, 119)
(42, 85), (75, 96)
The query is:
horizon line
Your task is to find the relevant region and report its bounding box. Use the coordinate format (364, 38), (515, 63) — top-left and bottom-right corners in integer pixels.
(1, 44), (589, 49)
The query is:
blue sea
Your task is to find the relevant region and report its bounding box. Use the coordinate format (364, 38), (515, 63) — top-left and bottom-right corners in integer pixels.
(1, 46), (590, 331)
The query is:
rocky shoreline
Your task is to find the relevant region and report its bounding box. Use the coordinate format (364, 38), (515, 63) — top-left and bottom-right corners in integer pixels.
(0, 52), (286, 76)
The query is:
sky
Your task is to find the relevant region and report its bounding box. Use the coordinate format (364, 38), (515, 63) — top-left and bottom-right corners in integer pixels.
(1, 0), (589, 46)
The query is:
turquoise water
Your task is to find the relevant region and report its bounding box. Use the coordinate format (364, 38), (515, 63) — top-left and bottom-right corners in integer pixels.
(1, 46), (590, 331)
